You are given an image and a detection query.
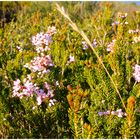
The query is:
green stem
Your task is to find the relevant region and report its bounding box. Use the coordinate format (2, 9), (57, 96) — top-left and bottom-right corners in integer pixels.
(74, 113), (78, 138)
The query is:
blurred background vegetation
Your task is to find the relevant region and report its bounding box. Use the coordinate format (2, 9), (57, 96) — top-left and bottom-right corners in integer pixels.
(0, 1), (140, 28)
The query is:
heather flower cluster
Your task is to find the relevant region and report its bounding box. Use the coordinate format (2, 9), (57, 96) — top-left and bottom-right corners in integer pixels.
(35, 82), (56, 106)
(12, 26), (57, 106)
(112, 21), (119, 26)
(82, 41), (89, 50)
(24, 26), (56, 77)
(32, 26), (56, 54)
(112, 21), (128, 26)
(32, 32), (52, 53)
(13, 78), (56, 106)
(133, 64), (140, 82)
(106, 39), (116, 53)
(92, 39), (97, 48)
(112, 12), (128, 27)
(112, 21), (128, 27)
(98, 109), (127, 118)
(24, 55), (53, 76)
(13, 75), (36, 99)
(82, 39), (97, 50)
(68, 54), (75, 63)
(13, 78), (36, 99)
(66, 54), (75, 66)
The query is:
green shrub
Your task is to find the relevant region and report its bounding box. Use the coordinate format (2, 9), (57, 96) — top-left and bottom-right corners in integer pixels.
(0, 1), (140, 138)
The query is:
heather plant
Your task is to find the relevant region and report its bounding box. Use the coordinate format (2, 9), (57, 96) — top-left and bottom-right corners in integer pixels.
(56, 3), (140, 138)
(0, 1), (140, 139)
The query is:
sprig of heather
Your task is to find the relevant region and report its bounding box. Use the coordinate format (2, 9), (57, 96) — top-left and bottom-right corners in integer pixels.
(67, 54), (75, 64)
(13, 77), (56, 106)
(13, 26), (57, 106)
(106, 39), (116, 53)
(24, 55), (54, 74)
(32, 26), (56, 54)
(82, 39), (97, 50)
(98, 109), (127, 118)
(25, 26), (56, 76)
(12, 75), (38, 99)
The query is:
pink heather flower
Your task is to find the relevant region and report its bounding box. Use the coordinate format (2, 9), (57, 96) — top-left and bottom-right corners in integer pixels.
(98, 111), (104, 116)
(13, 79), (25, 98)
(32, 32), (52, 47)
(98, 109), (126, 118)
(37, 96), (42, 105)
(111, 111), (116, 115)
(12, 78), (56, 106)
(106, 39), (116, 53)
(32, 32), (44, 46)
(82, 41), (89, 50)
(13, 79), (21, 91)
(13, 76), (38, 99)
(35, 87), (56, 106)
(116, 109), (123, 118)
(32, 32), (52, 54)
(82, 39), (97, 50)
(37, 69), (50, 78)
(112, 21), (120, 26)
(35, 45), (51, 54)
(14, 79), (21, 85)
(24, 55), (54, 73)
(92, 39), (97, 48)
(47, 89), (54, 98)
(44, 33), (52, 45)
(44, 82), (54, 98)
(44, 82), (51, 90)
(133, 64), (140, 82)
(104, 110), (110, 115)
(98, 111), (110, 116)
(35, 89), (47, 105)
(22, 80), (36, 97)
(69, 55), (75, 63)
(32, 27), (56, 54)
